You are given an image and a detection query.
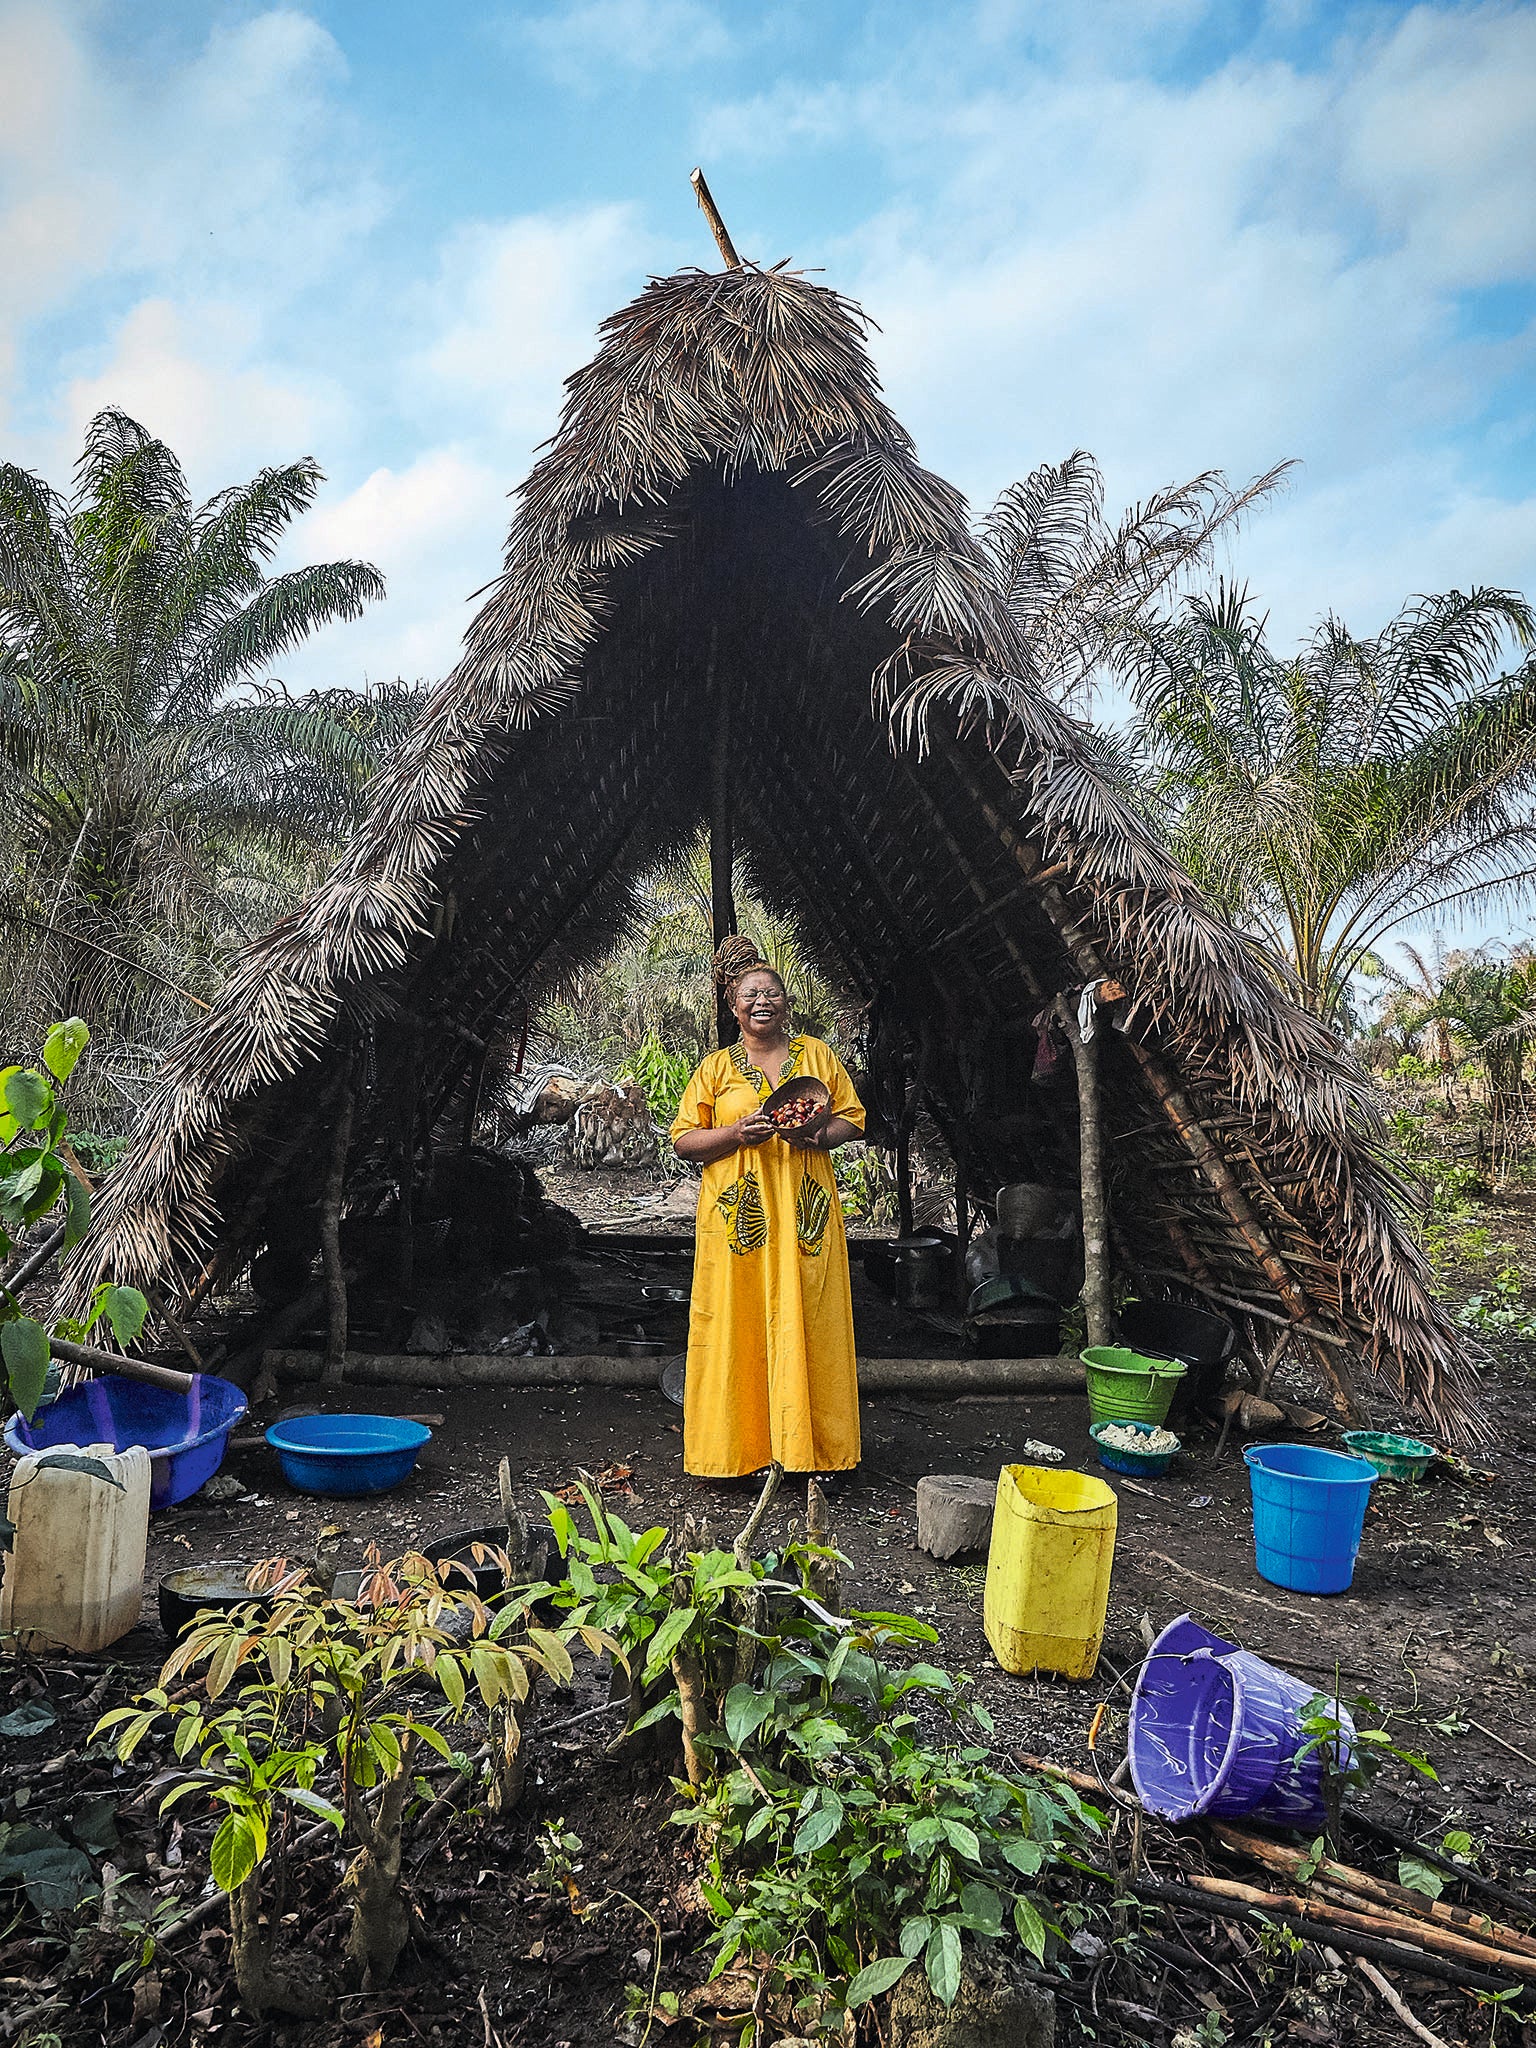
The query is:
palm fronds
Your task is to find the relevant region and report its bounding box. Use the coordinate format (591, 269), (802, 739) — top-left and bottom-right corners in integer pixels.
(65, 265), (1476, 1435)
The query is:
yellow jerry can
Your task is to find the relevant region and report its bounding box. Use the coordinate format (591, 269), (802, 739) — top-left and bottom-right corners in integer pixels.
(983, 1464), (1117, 1681)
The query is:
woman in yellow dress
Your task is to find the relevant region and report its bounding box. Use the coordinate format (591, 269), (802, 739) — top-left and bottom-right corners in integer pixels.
(670, 940), (865, 1479)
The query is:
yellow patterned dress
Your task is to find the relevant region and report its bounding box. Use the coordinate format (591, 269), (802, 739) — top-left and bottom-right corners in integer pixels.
(669, 1035), (865, 1476)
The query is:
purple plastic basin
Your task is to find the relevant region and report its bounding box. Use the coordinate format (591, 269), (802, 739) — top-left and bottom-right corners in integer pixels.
(4, 1373), (248, 1511)
(1128, 1615), (1354, 1828)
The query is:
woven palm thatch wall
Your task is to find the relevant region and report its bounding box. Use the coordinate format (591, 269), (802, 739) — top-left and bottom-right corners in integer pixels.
(65, 264), (1474, 1436)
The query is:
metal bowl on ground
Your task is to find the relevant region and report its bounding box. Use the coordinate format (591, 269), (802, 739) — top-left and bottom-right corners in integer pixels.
(158, 1561), (272, 1638)
(613, 1336), (666, 1358)
(422, 1526), (511, 1599)
(641, 1285), (689, 1305)
(963, 1273), (1062, 1358)
(660, 1354), (687, 1405)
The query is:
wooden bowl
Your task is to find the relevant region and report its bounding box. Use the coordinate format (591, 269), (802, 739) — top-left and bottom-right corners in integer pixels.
(761, 1075), (831, 1136)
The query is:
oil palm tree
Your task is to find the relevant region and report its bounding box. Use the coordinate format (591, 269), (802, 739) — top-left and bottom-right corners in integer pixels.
(1128, 581), (1536, 1021)
(0, 409), (403, 1041)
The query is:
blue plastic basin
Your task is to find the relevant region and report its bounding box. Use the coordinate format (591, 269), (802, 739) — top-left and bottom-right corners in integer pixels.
(1245, 1442), (1377, 1594)
(4, 1373), (248, 1511)
(265, 1413), (431, 1496)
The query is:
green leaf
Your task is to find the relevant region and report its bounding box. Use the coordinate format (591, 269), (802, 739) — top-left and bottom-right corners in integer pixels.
(642, 1605), (698, 1685)
(925, 1920), (962, 2005)
(43, 1020), (88, 1085)
(1443, 1829), (1474, 1860)
(1397, 1854), (1445, 1900)
(1013, 1895), (1047, 1959)
(846, 1954), (915, 2009)
(958, 1880), (1004, 1934)
(899, 1914), (932, 1958)
(999, 1836), (1044, 1877)
(33, 1451), (122, 1490)
(3, 1070), (52, 1130)
(93, 1284), (148, 1350)
(794, 1795), (844, 1855)
(2, 1318), (51, 1422)
(940, 1818), (981, 1864)
(723, 1684), (775, 1749)
(0, 1824), (94, 1914)
(62, 1174), (90, 1253)
(210, 1813), (260, 1893)
(0, 1700), (57, 1738)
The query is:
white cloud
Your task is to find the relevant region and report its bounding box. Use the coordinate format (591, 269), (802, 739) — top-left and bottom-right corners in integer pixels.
(60, 299), (347, 493)
(0, 3), (381, 443)
(414, 205), (657, 440)
(1342, 3), (1536, 288)
(697, 5), (1536, 659)
(279, 449), (511, 689)
(518, 0), (730, 86)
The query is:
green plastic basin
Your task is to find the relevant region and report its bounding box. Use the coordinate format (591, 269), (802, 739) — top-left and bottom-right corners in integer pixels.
(1340, 1430), (1435, 1484)
(1081, 1346), (1187, 1428)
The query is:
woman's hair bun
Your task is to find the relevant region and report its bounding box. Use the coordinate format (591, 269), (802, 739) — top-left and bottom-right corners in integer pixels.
(713, 934), (778, 1003)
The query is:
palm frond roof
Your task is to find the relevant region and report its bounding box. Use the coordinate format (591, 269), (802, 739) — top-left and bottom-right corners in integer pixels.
(68, 264), (1474, 1435)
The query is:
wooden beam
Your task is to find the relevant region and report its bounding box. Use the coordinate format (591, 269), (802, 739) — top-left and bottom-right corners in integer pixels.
(690, 167), (741, 268)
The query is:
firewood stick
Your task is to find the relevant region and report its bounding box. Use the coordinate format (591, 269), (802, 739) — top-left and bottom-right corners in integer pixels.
(1132, 1876), (1520, 1997)
(1013, 1752), (1137, 1810)
(1356, 1957), (1452, 2048)
(49, 1336), (195, 1394)
(1213, 1821), (1536, 1957)
(1346, 1807), (1536, 1923)
(1180, 1871), (1536, 1979)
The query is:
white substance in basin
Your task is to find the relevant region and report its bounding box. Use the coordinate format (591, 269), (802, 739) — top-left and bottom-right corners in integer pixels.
(1099, 1422), (1178, 1456)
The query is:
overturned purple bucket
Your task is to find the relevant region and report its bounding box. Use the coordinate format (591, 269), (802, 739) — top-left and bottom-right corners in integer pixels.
(1128, 1615), (1354, 1829)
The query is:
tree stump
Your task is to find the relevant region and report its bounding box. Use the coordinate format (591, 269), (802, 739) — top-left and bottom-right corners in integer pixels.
(916, 1474), (997, 1561)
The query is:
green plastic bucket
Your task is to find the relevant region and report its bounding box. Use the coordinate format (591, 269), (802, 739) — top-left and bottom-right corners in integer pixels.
(1081, 1347), (1187, 1428)
(1340, 1430), (1435, 1484)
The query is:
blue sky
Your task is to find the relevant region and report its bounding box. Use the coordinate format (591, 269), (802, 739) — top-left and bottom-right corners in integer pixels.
(2, 0), (1533, 721)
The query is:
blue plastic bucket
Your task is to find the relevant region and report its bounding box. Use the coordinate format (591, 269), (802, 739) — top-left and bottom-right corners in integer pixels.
(1244, 1443), (1376, 1594)
(265, 1413), (431, 1496)
(1129, 1615), (1355, 1827)
(5, 1373), (248, 1510)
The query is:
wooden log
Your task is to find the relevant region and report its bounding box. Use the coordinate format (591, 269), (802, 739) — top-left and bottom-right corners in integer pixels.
(49, 1337), (195, 1395)
(1131, 1876), (1522, 1998)
(1213, 1822), (1536, 1958)
(916, 1474), (996, 1560)
(1180, 1870), (1536, 1980)
(266, 1350), (1086, 1394)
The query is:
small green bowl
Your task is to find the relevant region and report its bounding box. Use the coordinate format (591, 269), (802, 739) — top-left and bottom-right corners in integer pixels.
(1341, 1429), (1435, 1484)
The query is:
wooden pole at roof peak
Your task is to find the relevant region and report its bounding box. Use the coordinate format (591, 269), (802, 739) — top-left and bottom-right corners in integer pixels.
(690, 168), (741, 268)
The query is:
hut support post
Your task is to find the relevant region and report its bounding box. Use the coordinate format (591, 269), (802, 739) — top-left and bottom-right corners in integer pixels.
(1055, 991), (1115, 1350)
(397, 1022), (420, 1304)
(708, 625), (738, 1046)
(320, 1060), (355, 1388)
(945, 747), (1368, 1424)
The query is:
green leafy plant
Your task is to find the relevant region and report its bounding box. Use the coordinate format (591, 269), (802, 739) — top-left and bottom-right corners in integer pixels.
(0, 1019), (148, 1421)
(674, 1612), (1097, 2029)
(97, 1546), (608, 2015)
(1295, 1689), (1436, 1843)
(1456, 1265), (1536, 1340)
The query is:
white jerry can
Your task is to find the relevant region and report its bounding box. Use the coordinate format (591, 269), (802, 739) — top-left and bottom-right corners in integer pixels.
(1, 1440), (151, 1652)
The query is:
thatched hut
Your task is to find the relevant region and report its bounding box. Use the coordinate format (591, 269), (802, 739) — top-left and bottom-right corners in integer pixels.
(66, 262), (1473, 1437)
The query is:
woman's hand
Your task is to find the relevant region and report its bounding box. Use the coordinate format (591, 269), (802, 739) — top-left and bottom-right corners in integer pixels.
(781, 1107), (832, 1149)
(734, 1109), (775, 1147)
